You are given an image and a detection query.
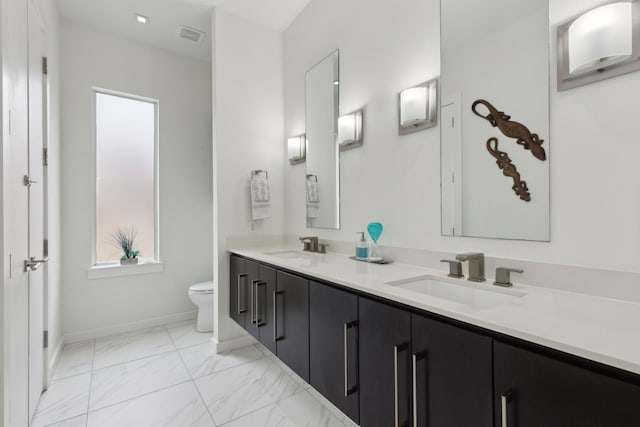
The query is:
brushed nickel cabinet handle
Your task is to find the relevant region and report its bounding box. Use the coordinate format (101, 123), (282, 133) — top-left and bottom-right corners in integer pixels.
(501, 391), (513, 427)
(250, 279), (259, 324)
(256, 281), (266, 326)
(394, 345), (400, 427)
(343, 321), (357, 397)
(237, 274), (247, 314)
(273, 290), (285, 341)
(412, 353), (418, 427)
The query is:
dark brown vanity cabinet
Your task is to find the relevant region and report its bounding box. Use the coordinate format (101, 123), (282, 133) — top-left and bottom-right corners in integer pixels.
(359, 297), (412, 427)
(359, 296), (492, 427)
(231, 255), (640, 427)
(245, 261), (277, 354)
(230, 256), (276, 353)
(309, 281), (359, 423)
(494, 341), (640, 427)
(274, 270), (310, 382)
(229, 254), (248, 328)
(412, 313), (493, 427)
(230, 255), (309, 380)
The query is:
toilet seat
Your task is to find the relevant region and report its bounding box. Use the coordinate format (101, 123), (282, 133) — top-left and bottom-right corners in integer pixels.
(189, 281), (214, 294)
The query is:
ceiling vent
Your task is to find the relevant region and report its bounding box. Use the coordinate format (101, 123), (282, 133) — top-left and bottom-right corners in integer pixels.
(177, 25), (205, 44)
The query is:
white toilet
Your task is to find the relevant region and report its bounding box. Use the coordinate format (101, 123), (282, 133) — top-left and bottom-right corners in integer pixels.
(188, 281), (214, 332)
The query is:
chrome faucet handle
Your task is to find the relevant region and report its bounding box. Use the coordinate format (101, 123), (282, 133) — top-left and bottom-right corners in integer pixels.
(493, 267), (523, 288)
(440, 259), (463, 278)
(318, 243), (329, 254)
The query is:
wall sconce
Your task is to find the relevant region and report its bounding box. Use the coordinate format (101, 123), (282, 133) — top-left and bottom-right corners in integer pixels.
(398, 78), (437, 135)
(287, 134), (306, 165)
(338, 109), (363, 151)
(557, 1), (640, 91)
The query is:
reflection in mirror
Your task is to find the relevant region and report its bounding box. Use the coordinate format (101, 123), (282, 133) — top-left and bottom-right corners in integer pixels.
(305, 50), (340, 229)
(440, 0), (549, 241)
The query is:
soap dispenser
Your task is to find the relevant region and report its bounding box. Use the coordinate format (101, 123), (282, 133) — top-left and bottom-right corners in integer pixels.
(355, 232), (371, 259)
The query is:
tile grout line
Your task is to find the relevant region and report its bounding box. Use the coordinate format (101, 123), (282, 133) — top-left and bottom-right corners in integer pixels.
(192, 352), (301, 426)
(165, 324), (218, 426)
(84, 339), (97, 427)
(83, 379), (196, 420)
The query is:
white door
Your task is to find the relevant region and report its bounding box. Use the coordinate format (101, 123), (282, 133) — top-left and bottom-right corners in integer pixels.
(27, 0), (47, 419)
(440, 93), (463, 236)
(5, 0), (31, 424)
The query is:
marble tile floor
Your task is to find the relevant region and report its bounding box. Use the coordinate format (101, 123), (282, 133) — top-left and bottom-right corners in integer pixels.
(31, 320), (355, 427)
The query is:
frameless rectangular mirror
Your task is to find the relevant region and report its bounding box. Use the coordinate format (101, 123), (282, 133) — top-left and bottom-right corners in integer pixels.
(305, 50), (340, 229)
(440, 0), (550, 241)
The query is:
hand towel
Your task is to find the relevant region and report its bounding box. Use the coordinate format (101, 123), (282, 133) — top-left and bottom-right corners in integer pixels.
(306, 177), (319, 219)
(251, 173), (271, 220)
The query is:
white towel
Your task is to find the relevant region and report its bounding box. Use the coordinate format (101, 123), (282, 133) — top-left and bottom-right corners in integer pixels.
(306, 178), (319, 219)
(251, 173), (271, 220)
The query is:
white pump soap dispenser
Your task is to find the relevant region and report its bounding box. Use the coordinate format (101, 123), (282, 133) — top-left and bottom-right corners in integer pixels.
(355, 232), (371, 259)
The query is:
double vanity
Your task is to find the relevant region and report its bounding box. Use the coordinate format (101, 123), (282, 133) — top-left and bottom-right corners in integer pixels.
(229, 245), (640, 427)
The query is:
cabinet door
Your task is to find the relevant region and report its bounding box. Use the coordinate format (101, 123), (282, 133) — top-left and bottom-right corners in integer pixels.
(359, 297), (411, 427)
(257, 264), (276, 354)
(245, 260), (260, 340)
(412, 314), (492, 427)
(494, 341), (640, 427)
(275, 270), (309, 382)
(309, 281), (359, 424)
(229, 255), (247, 328)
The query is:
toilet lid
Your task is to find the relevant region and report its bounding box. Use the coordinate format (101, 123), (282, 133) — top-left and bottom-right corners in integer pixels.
(189, 281), (214, 293)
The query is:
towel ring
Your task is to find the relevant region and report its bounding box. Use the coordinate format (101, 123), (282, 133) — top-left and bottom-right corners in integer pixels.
(251, 170), (268, 179)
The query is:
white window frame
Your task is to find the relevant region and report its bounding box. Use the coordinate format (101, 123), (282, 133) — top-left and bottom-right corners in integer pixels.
(88, 87), (162, 279)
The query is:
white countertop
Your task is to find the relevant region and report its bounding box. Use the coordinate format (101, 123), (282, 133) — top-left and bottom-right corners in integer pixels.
(229, 245), (640, 376)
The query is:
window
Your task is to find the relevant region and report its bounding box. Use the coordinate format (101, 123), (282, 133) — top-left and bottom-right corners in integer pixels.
(94, 89), (158, 265)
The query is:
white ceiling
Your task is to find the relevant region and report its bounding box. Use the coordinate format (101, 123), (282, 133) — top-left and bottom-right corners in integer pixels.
(56, 0), (310, 62)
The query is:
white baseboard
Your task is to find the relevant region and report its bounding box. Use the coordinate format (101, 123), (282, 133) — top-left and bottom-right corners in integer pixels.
(64, 311), (197, 343)
(211, 333), (256, 354)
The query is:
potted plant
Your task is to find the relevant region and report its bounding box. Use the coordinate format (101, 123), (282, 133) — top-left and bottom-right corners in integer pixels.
(112, 227), (140, 265)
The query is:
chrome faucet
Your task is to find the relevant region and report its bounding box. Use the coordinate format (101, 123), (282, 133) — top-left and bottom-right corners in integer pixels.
(455, 252), (486, 282)
(299, 236), (319, 252)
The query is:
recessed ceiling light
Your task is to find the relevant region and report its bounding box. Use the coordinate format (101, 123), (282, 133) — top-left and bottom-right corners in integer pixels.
(135, 13), (150, 24)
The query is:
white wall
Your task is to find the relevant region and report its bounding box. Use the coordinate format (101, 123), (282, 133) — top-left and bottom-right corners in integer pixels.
(212, 9), (284, 344)
(60, 21), (213, 336)
(284, 0), (640, 274)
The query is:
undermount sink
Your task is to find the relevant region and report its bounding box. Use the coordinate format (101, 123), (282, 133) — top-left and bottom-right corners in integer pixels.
(263, 250), (315, 260)
(386, 275), (526, 309)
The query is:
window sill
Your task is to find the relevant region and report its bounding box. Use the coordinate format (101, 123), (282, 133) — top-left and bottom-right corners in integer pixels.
(87, 260), (164, 280)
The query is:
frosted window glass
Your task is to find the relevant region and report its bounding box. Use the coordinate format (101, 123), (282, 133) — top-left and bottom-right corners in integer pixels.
(95, 92), (156, 263)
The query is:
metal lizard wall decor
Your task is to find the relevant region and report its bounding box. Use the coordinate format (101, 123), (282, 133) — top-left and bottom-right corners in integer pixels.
(486, 137), (531, 202)
(472, 99), (546, 161)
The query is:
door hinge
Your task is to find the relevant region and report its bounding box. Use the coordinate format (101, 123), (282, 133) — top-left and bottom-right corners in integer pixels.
(451, 117), (455, 127)
(43, 148), (48, 166)
(42, 57), (48, 75)
(43, 330), (49, 349)
(43, 239), (49, 257)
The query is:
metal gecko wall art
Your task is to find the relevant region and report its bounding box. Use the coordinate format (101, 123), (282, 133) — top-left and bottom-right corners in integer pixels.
(486, 137), (531, 201)
(472, 99), (546, 160)
(471, 99), (546, 201)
